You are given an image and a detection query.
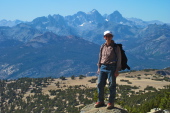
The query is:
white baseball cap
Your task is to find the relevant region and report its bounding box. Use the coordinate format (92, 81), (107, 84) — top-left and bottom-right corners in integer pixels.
(103, 30), (113, 36)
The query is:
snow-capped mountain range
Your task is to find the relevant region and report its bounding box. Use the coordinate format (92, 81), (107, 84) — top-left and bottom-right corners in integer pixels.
(0, 9), (169, 79)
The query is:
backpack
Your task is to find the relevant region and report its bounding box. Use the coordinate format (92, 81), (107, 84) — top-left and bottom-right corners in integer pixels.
(116, 44), (130, 70)
(100, 43), (130, 71)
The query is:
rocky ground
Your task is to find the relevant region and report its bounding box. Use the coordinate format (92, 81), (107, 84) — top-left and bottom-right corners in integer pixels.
(80, 103), (128, 113)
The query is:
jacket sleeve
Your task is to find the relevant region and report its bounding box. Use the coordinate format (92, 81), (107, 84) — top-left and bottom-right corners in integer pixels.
(97, 45), (103, 68)
(116, 46), (121, 71)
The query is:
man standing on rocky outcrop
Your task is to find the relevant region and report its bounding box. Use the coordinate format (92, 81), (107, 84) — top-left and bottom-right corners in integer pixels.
(95, 30), (121, 109)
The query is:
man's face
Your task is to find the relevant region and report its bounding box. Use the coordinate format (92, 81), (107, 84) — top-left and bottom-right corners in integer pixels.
(104, 34), (113, 41)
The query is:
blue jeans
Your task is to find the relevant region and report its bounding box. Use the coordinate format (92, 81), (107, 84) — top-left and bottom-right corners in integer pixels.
(97, 64), (116, 103)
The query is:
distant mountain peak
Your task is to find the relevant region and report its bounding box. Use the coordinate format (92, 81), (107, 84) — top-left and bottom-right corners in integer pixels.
(113, 10), (121, 14)
(106, 10), (127, 23)
(76, 11), (84, 14)
(91, 9), (98, 13)
(86, 9), (104, 23)
(87, 9), (99, 14)
(0, 19), (24, 27)
(111, 10), (122, 18)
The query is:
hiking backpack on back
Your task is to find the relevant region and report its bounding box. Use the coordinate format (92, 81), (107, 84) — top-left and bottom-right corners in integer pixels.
(116, 44), (130, 70)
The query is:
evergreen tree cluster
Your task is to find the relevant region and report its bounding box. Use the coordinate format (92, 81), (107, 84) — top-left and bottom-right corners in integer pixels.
(0, 77), (55, 113)
(116, 85), (170, 113)
(0, 77), (95, 113)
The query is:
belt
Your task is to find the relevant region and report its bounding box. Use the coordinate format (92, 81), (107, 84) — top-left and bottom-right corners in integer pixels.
(101, 62), (116, 65)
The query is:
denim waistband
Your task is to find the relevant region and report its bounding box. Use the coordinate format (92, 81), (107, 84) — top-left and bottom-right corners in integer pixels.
(101, 63), (116, 66)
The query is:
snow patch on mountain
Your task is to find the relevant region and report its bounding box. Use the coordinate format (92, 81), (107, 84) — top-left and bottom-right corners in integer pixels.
(80, 23), (86, 26)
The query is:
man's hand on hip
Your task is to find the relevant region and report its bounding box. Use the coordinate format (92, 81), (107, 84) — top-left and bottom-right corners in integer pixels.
(115, 70), (119, 77)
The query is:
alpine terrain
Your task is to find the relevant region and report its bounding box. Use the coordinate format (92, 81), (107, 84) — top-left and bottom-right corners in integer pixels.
(0, 9), (170, 79)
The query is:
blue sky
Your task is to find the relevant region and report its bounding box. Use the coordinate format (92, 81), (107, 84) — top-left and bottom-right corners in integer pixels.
(0, 0), (170, 23)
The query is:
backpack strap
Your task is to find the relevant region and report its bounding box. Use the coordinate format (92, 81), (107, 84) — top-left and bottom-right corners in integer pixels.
(113, 43), (118, 62)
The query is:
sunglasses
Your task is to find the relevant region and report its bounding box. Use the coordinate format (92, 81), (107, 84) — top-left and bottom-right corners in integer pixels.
(104, 35), (113, 37)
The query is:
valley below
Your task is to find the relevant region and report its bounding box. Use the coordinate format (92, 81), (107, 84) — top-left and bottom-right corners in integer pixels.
(1, 69), (170, 113)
